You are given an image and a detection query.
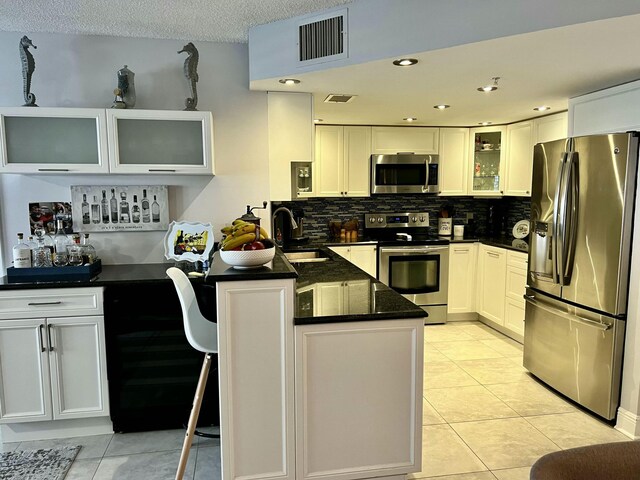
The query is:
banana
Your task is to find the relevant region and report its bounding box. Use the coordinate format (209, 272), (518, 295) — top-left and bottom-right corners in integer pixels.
(232, 219), (248, 226)
(222, 233), (256, 251)
(232, 223), (257, 236)
(221, 226), (233, 235)
(259, 226), (268, 239)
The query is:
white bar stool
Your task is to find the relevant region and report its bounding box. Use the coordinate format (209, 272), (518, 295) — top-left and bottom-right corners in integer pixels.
(166, 267), (219, 480)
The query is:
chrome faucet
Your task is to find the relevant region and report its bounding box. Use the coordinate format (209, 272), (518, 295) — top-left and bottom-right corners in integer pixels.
(272, 206), (298, 246)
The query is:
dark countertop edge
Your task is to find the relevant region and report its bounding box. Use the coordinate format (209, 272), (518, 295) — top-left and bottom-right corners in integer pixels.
(295, 310), (427, 325)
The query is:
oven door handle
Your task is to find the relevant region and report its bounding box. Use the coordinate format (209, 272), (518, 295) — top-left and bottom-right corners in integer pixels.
(381, 246), (448, 255)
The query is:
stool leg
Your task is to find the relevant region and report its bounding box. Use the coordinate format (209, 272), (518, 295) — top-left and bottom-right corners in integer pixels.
(176, 353), (212, 480)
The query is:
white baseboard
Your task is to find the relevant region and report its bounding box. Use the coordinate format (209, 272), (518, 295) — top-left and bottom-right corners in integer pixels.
(615, 407), (640, 439)
(446, 312), (479, 322)
(0, 416), (113, 443)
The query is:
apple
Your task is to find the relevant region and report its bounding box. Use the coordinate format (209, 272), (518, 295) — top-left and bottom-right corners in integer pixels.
(243, 241), (265, 251)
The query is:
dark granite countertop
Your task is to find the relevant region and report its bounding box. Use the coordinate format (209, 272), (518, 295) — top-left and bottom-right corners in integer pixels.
(205, 249), (298, 282)
(291, 247), (426, 325)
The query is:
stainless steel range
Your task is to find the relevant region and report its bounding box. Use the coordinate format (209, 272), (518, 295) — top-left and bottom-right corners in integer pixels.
(365, 212), (449, 325)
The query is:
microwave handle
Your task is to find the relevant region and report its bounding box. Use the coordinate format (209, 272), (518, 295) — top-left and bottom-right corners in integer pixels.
(423, 158), (430, 192)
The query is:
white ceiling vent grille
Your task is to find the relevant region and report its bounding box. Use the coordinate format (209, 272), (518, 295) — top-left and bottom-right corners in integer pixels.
(324, 94), (356, 104)
(298, 9), (348, 65)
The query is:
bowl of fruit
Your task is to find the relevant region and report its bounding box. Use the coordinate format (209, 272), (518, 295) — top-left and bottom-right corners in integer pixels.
(219, 220), (275, 269)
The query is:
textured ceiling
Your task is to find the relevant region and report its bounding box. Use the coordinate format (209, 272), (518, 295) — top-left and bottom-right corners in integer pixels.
(0, 0), (351, 42)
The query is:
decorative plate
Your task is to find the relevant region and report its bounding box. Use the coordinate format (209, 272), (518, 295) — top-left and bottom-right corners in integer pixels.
(513, 220), (530, 239)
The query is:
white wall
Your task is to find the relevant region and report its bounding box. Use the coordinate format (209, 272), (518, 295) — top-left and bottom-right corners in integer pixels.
(0, 32), (269, 266)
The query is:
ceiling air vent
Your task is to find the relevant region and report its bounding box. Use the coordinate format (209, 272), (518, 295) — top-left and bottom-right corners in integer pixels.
(324, 94), (356, 104)
(298, 9), (348, 65)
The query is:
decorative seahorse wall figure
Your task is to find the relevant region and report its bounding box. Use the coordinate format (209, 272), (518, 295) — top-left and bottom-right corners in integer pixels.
(19, 36), (37, 107)
(178, 42), (199, 111)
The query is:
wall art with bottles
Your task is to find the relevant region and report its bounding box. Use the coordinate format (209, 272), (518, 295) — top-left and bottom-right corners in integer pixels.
(70, 185), (169, 232)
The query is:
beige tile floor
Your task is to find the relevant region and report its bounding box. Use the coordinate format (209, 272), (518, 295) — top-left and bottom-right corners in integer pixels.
(0, 321), (630, 480)
(411, 321), (630, 480)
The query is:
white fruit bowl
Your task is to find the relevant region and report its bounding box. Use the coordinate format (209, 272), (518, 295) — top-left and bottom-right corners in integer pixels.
(219, 247), (276, 269)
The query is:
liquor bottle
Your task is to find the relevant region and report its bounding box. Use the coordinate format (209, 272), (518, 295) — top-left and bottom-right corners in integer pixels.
(81, 194), (90, 224)
(27, 236), (38, 250)
(110, 188), (119, 224)
(101, 190), (110, 224)
(12, 233), (31, 268)
(81, 233), (97, 264)
(91, 195), (100, 224)
(141, 189), (150, 223)
(120, 192), (131, 223)
(152, 195), (160, 223)
(132, 195), (141, 223)
(53, 219), (71, 256)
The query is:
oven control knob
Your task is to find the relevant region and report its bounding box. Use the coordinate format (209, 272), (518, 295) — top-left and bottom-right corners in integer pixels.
(377, 217), (384, 224)
(411, 216), (417, 223)
(368, 217), (375, 224)
(419, 216), (426, 222)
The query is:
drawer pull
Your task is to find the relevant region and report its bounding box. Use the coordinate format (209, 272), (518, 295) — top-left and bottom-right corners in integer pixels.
(148, 169), (176, 172)
(28, 301), (62, 306)
(38, 324), (46, 353)
(47, 324), (54, 352)
(37, 168), (70, 172)
(487, 252), (500, 258)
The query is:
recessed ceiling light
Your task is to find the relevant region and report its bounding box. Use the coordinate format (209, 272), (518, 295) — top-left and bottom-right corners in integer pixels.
(533, 106), (551, 112)
(403, 117), (417, 122)
(393, 58), (418, 67)
(477, 77), (500, 92)
(313, 118), (323, 123)
(479, 122), (493, 126)
(433, 104), (450, 110)
(279, 78), (300, 85)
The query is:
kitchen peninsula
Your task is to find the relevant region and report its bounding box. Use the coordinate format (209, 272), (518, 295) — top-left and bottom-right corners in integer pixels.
(0, 248), (425, 480)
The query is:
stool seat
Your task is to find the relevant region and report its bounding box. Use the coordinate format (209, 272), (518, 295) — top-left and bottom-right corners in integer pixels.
(166, 267), (219, 480)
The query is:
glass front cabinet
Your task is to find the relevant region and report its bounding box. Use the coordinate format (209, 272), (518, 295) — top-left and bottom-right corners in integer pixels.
(106, 110), (214, 175)
(0, 108), (109, 174)
(469, 126), (506, 196)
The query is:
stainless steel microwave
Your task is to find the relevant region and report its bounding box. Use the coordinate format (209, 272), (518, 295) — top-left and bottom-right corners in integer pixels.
(370, 154), (439, 194)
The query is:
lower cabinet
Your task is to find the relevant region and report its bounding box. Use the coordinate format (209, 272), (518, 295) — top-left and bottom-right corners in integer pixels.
(474, 245), (528, 340)
(447, 243), (477, 314)
(328, 245), (377, 277)
(295, 319), (424, 480)
(0, 288), (109, 424)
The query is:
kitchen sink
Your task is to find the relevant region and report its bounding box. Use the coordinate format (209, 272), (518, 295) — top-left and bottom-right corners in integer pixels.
(284, 250), (330, 263)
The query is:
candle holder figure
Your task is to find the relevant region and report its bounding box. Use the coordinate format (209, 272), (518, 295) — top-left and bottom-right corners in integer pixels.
(19, 36), (37, 107)
(178, 42), (199, 111)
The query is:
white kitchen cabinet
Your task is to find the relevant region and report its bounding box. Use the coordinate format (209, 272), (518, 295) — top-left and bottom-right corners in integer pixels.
(106, 109), (214, 175)
(533, 112), (568, 144)
(295, 318), (423, 480)
(0, 107), (109, 174)
(477, 245), (507, 324)
(269, 92), (314, 201)
(504, 250), (528, 337)
(447, 243), (477, 315)
(315, 125), (371, 197)
(216, 279), (296, 480)
(371, 127), (439, 154)
(438, 128), (469, 196)
(0, 288), (109, 424)
(469, 126), (506, 196)
(504, 120), (534, 196)
(329, 244), (377, 277)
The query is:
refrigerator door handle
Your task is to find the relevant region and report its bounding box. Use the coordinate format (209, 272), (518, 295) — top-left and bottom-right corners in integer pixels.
(524, 294), (611, 331)
(552, 153), (569, 284)
(563, 152), (579, 282)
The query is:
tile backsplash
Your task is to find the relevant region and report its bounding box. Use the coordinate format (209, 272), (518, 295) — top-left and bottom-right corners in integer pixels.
(276, 195), (530, 241)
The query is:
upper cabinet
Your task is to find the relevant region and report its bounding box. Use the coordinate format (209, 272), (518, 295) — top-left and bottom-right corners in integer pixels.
(371, 127), (439, 154)
(504, 120), (534, 197)
(268, 92), (314, 201)
(469, 126), (506, 196)
(0, 107), (109, 174)
(107, 109), (214, 175)
(438, 128), (469, 196)
(0, 107), (215, 175)
(533, 112), (568, 144)
(315, 125), (371, 197)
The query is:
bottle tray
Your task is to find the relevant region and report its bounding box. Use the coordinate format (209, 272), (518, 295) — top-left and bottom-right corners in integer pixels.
(6, 259), (102, 283)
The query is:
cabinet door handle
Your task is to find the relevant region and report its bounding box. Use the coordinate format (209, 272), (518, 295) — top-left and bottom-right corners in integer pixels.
(487, 252), (500, 258)
(454, 249), (469, 252)
(47, 324), (54, 352)
(28, 301), (62, 306)
(500, 190), (504, 194)
(148, 169), (176, 172)
(38, 324), (46, 353)
(526, 190), (530, 194)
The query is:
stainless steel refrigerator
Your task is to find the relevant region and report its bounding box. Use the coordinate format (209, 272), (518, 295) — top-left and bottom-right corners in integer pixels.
(525, 133), (639, 420)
